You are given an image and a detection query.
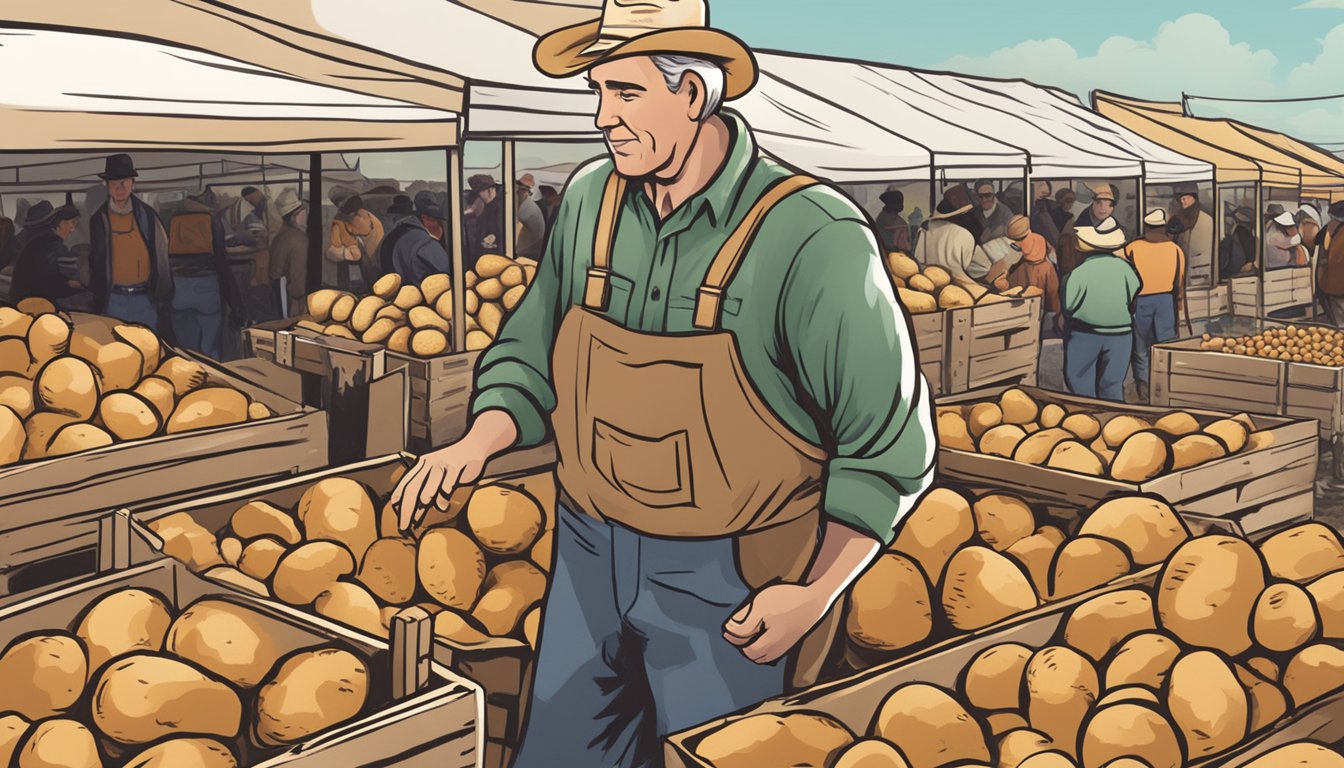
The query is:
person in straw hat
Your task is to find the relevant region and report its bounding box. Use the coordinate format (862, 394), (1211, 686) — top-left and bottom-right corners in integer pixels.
(1265, 209), (1303, 270)
(1056, 181), (1123, 280)
(268, 188), (309, 317)
(1060, 216), (1142, 401)
(1000, 214), (1060, 318)
(1122, 209), (1187, 402)
(915, 184), (992, 282)
(391, 1), (935, 763)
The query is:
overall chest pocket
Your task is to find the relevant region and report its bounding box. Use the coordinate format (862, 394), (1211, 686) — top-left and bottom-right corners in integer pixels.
(667, 293), (744, 327)
(599, 272), (636, 321)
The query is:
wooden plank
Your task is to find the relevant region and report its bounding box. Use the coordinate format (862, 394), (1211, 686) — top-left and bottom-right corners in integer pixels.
(945, 307), (972, 394)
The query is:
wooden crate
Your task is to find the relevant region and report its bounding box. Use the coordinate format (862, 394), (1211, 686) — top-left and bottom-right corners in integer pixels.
(0, 557), (481, 768)
(1185, 284), (1229, 321)
(1152, 315), (1344, 477)
(0, 349), (327, 598)
(664, 567), (1344, 768)
(1229, 269), (1314, 319)
(915, 296), (1042, 396)
(938, 385), (1317, 537)
(120, 452), (556, 764)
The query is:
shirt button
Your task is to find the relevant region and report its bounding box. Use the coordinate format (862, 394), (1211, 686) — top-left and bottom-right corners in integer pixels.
(651, 287), (662, 301)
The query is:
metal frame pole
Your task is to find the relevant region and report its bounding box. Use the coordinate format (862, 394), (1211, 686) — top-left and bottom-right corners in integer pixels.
(306, 153), (323, 293)
(448, 146), (466, 352)
(502, 140), (517, 259)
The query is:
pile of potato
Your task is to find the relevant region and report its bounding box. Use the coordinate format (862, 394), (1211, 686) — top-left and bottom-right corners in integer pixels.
(0, 587), (371, 768)
(886, 252), (1041, 314)
(1200, 326), (1344, 367)
(148, 473), (552, 650)
(843, 487), (1187, 672)
(299, 255), (536, 357)
(937, 388), (1270, 481)
(699, 522), (1344, 768)
(0, 299), (275, 468)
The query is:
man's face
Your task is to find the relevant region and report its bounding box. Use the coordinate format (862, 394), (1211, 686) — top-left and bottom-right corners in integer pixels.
(107, 178), (134, 204)
(1033, 181), (1051, 200)
(1179, 193), (1197, 210)
(1061, 193), (1077, 210)
(977, 185), (996, 211)
(293, 207), (309, 229)
(479, 187), (497, 205)
(1092, 197), (1115, 220)
(56, 217), (78, 239)
(589, 56), (704, 179)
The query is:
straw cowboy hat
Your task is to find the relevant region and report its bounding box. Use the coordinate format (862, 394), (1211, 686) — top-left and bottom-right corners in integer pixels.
(1074, 216), (1127, 253)
(1271, 211), (1297, 228)
(1143, 209), (1168, 228)
(533, 0), (758, 100)
(276, 188), (306, 218)
(1006, 215), (1031, 241)
(929, 184), (973, 221)
(1086, 182), (1118, 203)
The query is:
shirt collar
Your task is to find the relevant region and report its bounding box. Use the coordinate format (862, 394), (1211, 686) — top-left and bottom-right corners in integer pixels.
(632, 109), (758, 235)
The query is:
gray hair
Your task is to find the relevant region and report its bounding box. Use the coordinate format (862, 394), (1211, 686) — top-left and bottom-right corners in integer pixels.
(650, 55), (725, 121)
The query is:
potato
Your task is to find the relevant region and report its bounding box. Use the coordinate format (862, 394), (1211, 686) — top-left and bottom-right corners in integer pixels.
(323, 324), (356, 340)
(694, 713), (854, 768)
(1026, 646), (1098, 753)
(937, 411), (976, 451)
(120, 737), (237, 768)
(166, 599), (282, 688)
(830, 739), (912, 768)
(1046, 440), (1106, 476)
(14, 719), (101, 768)
(845, 553), (932, 652)
(1109, 432), (1169, 482)
(887, 252), (920, 280)
(924, 265), (952, 289)
(1102, 416), (1152, 449)
(315, 582), (386, 637)
(971, 493), (1035, 551)
(967, 402), (1003, 438)
(1104, 632), (1180, 691)
(1243, 742), (1344, 767)
(98, 391), (161, 441)
(938, 284), (975, 309)
(201, 567), (270, 598)
(1283, 644), (1344, 706)
(1247, 656), (1281, 683)
(1167, 650), (1248, 759)
(465, 330), (492, 350)
(473, 561), (548, 636)
(26, 314), (71, 367)
(941, 546), (1038, 630)
(92, 653), (241, 744)
(239, 537), (288, 582)
(230, 501), (302, 546)
(1308, 570), (1344, 638)
(1077, 497), (1188, 567)
(986, 713), (1027, 737)
(999, 388), (1039, 425)
(1064, 589), (1156, 663)
(1260, 523), (1344, 583)
(349, 295), (386, 334)
(998, 729), (1056, 768)
(1013, 428), (1073, 466)
(1157, 535), (1265, 655)
(410, 328), (449, 357)
(271, 541), (356, 606)
(0, 634), (86, 719)
(466, 484), (544, 555)
(522, 607), (541, 650)
(531, 529), (554, 572)
(133, 376), (176, 422)
(112, 323), (162, 379)
(1079, 703), (1183, 768)
(418, 528), (487, 610)
(1234, 664), (1288, 732)
(34, 356), (99, 420)
(1253, 582), (1319, 652)
(474, 254), (513, 280)
(306, 289), (341, 321)
(1006, 530), (1063, 598)
(898, 287), (937, 314)
(75, 588), (173, 672)
(873, 684), (990, 767)
(1038, 403), (1065, 429)
(165, 388), (249, 434)
(297, 477), (377, 563)
(893, 487), (974, 582)
(253, 648), (368, 747)
(146, 512), (224, 573)
(1049, 536), (1132, 601)
(420, 273), (452, 305)
(154, 357), (208, 397)
(0, 305), (33, 335)
(1097, 685), (1160, 708)
(1154, 411), (1199, 437)
(907, 274), (936, 293)
(46, 422), (114, 457)
(1018, 753), (1076, 768)
(960, 642), (1031, 711)
(357, 538), (418, 604)
(0, 405), (25, 466)
(1170, 434), (1226, 470)
(0, 375), (35, 418)
(84, 341), (143, 392)
(476, 302), (505, 338)
(1061, 413), (1101, 441)
(979, 424), (1027, 458)
(1204, 418), (1249, 453)
(433, 609), (493, 646)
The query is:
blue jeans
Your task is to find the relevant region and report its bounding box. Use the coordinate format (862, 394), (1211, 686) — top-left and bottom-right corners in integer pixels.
(1131, 294), (1177, 390)
(512, 503), (787, 768)
(171, 275), (223, 360)
(105, 288), (158, 328)
(1065, 330), (1133, 401)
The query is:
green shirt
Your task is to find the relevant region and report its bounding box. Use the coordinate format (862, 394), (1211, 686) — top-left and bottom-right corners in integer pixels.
(1061, 252), (1143, 334)
(470, 111), (934, 543)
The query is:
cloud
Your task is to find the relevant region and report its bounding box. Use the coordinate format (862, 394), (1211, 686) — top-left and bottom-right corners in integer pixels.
(1295, 0), (1344, 9)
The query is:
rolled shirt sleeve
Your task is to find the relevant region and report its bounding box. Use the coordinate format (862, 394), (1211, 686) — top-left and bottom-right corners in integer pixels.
(779, 219), (937, 544)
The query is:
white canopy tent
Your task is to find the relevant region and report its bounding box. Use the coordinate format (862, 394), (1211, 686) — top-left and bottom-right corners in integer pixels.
(0, 27), (460, 153)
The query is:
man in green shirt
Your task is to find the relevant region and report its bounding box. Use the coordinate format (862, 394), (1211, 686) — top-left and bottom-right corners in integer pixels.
(392, 1), (934, 764)
(1061, 216), (1142, 401)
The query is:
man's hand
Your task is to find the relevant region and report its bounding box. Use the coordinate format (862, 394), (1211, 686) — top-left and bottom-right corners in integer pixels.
(390, 409), (519, 531)
(722, 583), (832, 665)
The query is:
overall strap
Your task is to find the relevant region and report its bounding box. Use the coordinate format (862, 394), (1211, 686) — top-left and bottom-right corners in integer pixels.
(694, 175), (819, 330)
(584, 171), (629, 310)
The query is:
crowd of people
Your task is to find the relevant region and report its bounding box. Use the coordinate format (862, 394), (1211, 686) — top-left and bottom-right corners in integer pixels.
(0, 154), (568, 362)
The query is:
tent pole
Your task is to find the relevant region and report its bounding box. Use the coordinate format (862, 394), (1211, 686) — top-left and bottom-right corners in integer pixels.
(448, 146), (466, 353)
(307, 153), (323, 294)
(503, 140), (517, 259)
(1255, 181), (1264, 318)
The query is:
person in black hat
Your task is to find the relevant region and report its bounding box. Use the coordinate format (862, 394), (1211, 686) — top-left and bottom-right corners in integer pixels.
(464, 173), (504, 267)
(1318, 200), (1344, 325)
(381, 191), (450, 284)
(874, 185), (910, 253)
(1169, 182), (1212, 290)
(325, 191), (384, 293)
(88, 154), (173, 331)
(11, 196), (86, 307)
(387, 194), (414, 218)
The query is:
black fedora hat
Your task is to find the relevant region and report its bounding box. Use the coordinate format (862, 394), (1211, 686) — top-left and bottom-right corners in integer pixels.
(20, 200), (56, 228)
(388, 194), (414, 217)
(414, 191), (444, 219)
(98, 153), (138, 180)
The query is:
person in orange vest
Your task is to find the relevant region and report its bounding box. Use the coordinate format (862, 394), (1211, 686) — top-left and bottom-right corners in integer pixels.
(1123, 209), (1186, 402)
(88, 154), (174, 331)
(166, 192), (247, 359)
